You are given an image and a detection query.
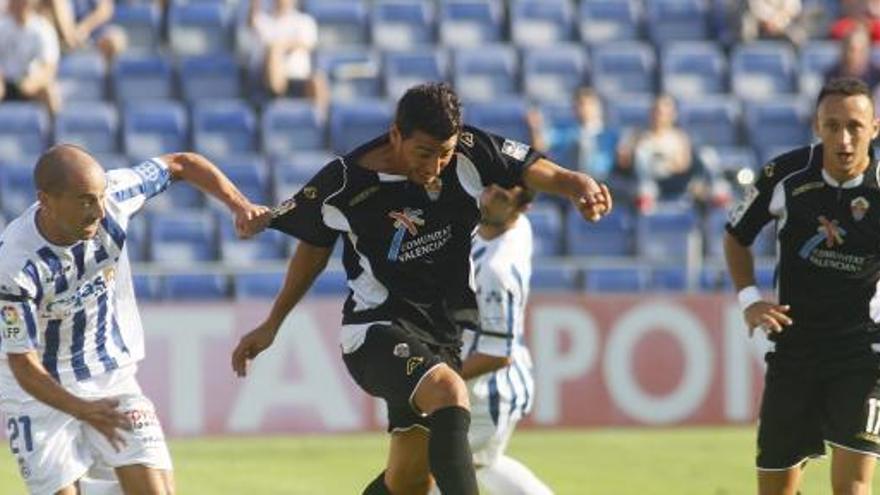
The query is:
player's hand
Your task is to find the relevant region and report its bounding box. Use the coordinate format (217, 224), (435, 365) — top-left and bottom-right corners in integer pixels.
(571, 174), (613, 222)
(232, 321), (278, 377)
(75, 398), (131, 452)
(743, 301), (793, 337)
(233, 203), (272, 239)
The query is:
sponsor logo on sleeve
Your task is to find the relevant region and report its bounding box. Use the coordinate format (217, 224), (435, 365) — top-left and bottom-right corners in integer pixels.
(460, 132), (474, 148)
(271, 197), (297, 217)
(1, 305), (23, 341)
(728, 185), (759, 226)
(501, 139), (529, 161)
(302, 186), (318, 200)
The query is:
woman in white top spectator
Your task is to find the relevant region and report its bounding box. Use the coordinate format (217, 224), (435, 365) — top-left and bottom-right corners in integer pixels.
(0, 0), (61, 114)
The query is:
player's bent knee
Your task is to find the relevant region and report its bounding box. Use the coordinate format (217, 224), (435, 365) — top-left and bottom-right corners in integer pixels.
(415, 366), (469, 414)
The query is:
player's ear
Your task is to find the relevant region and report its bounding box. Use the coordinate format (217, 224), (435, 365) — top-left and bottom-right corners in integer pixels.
(36, 189), (49, 207)
(389, 124), (401, 148)
(872, 116), (880, 140)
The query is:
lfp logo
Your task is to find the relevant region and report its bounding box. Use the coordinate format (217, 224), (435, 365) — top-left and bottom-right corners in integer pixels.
(387, 208), (425, 261)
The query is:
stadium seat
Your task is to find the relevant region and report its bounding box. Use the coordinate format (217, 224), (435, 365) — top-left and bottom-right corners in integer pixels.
(677, 96), (740, 147)
(304, 1), (369, 47)
(168, 3), (232, 56)
(219, 216), (286, 265)
(273, 151), (338, 202)
(214, 155), (270, 206)
(371, 0), (435, 50)
(744, 97), (813, 161)
(584, 266), (647, 293)
(0, 163), (36, 217)
(645, 0), (711, 44)
(522, 44), (588, 103)
(316, 48), (383, 101)
(660, 41), (727, 97)
(112, 54), (173, 102)
(699, 145), (757, 175)
(799, 40), (840, 98)
(234, 272), (285, 299)
(452, 44), (519, 101)
(310, 269), (349, 295)
(438, 0), (503, 48)
(112, 3), (161, 53)
(566, 208), (636, 256)
(465, 99), (530, 144)
(148, 210), (217, 265)
(605, 93), (654, 130)
(123, 101), (188, 159)
(636, 205), (699, 262)
(591, 42), (657, 95)
(125, 213), (147, 262)
(383, 48), (447, 101)
(94, 153), (129, 171)
(163, 274), (229, 300)
(0, 103), (49, 161)
(699, 265), (732, 291)
(261, 99), (325, 157)
(649, 266), (690, 291)
(578, 0), (640, 43)
(55, 102), (119, 154)
(702, 205), (728, 259)
(531, 265), (580, 291)
(192, 99), (258, 157)
(525, 203), (563, 257)
(132, 274), (162, 301)
(58, 52), (107, 101)
(179, 53), (241, 102)
(329, 100), (393, 154)
(510, 0), (574, 47)
(731, 42), (797, 100)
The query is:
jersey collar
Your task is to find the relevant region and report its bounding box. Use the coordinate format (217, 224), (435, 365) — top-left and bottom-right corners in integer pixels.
(821, 168), (865, 188)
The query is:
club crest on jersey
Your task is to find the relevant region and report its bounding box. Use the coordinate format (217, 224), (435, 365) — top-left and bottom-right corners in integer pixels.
(393, 343), (410, 358)
(501, 139), (529, 161)
(1, 305), (20, 326)
(852, 196), (870, 222)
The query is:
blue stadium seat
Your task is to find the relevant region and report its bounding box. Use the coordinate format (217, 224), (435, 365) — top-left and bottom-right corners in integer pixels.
(677, 96), (740, 147)
(305, 1), (369, 47)
(605, 93), (654, 130)
(465, 99), (530, 144)
(636, 205), (699, 262)
(192, 99), (258, 157)
(273, 151), (337, 202)
(453, 44), (519, 101)
(133, 274), (162, 301)
(531, 265), (580, 291)
(0, 163), (36, 216)
(383, 48), (447, 101)
(702, 205), (728, 259)
(584, 266), (646, 293)
(310, 269), (349, 295)
(123, 101), (188, 158)
(219, 216), (286, 264)
(163, 274), (229, 300)
(234, 272), (285, 299)
(112, 54), (173, 102)
(661, 41), (727, 97)
(112, 3), (161, 53)
(329, 100), (393, 154)
(168, 3), (232, 56)
(371, 0), (435, 50)
(55, 102), (119, 153)
(645, 0), (710, 44)
(438, 0), (503, 48)
(522, 44), (588, 102)
(148, 211), (217, 265)
(510, 0), (574, 47)
(58, 52), (106, 101)
(0, 103), (49, 161)
(649, 266), (689, 291)
(744, 97), (812, 161)
(215, 155), (270, 206)
(578, 0), (640, 43)
(125, 213), (147, 262)
(261, 99), (325, 156)
(95, 153), (129, 171)
(179, 53), (241, 102)
(799, 40), (839, 98)
(316, 48), (383, 101)
(525, 203), (563, 257)
(699, 265), (732, 291)
(567, 208), (635, 256)
(591, 42), (657, 95)
(700, 145), (757, 174)
(731, 42), (798, 100)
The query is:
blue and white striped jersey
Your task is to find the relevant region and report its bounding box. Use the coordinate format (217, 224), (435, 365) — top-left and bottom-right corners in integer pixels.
(462, 215), (535, 428)
(0, 158), (171, 398)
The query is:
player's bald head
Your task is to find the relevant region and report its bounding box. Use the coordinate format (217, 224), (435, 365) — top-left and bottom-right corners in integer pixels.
(34, 144), (104, 195)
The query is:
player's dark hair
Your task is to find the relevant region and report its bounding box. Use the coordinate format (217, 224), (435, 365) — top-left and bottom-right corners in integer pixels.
(816, 78), (873, 109)
(395, 82), (462, 140)
(516, 188), (536, 207)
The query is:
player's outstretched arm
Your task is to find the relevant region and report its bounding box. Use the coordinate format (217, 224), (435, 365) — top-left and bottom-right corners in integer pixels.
(232, 241), (333, 377)
(160, 152), (271, 239)
(7, 352), (131, 451)
(522, 158), (612, 222)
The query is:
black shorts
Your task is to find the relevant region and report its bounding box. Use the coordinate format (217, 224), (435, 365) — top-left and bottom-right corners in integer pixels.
(342, 323), (461, 433)
(757, 342), (880, 469)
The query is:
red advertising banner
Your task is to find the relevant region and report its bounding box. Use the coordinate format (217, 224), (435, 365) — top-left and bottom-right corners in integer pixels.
(134, 294), (770, 436)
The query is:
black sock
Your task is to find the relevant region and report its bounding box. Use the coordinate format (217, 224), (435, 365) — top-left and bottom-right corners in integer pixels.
(363, 471), (391, 495)
(429, 406), (478, 495)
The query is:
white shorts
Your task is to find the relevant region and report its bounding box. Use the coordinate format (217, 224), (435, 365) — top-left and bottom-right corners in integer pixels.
(2, 377), (172, 495)
(468, 385), (519, 468)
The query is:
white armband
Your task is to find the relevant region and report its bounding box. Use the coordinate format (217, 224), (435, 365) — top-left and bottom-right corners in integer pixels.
(737, 286), (762, 312)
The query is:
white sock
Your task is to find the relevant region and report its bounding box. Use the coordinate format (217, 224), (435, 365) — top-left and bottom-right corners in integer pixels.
(477, 455), (554, 495)
(79, 476), (124, 495)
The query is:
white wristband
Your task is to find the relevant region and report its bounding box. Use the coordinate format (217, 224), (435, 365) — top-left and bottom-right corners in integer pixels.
(737, 286), (762, 312)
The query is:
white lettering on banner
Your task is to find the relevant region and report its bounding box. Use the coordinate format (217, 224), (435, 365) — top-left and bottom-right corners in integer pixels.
(723, 303), (771, 421)
(143, 308), (233, 434)
(604, 303), (713, 424)
(530, 305), (599, 425)
(226, 310), (361, 432)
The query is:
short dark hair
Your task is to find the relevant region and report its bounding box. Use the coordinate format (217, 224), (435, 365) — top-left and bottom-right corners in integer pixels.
(395, 82), (462, 140)
(816, 77), (873, 109)
(516, 187), (536, 208)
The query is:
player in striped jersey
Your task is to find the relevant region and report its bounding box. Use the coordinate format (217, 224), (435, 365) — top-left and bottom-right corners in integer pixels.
(0, 145), (266, 495)
(461, 184), (551, 495)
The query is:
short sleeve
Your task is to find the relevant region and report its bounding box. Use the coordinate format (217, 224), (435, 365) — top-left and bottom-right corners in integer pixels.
(473, 269), (514, 358)
(0, 273), (39, 354)
(459, 126), (544, 190)
(269, 161), (343, 247)
(725, 160), (781, 246)
(106, 158), (173, 219)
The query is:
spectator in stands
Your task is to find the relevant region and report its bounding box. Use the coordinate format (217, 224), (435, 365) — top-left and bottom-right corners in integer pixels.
(247, 0), (328, 113)
(0, 0), (61, 115)
(740, 0), (808, 46)
(526, 87), (620, 183)
(830, 0), (880, 42)
(47, 0), (127, 64)
(825, 22), (880, 88)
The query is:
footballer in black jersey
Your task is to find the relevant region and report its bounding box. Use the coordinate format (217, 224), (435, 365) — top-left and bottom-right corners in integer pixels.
(231, 83), (612, 495)
(725, 78), (880, 492)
